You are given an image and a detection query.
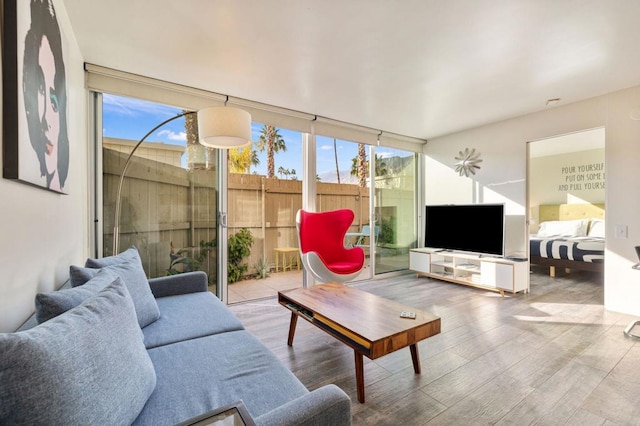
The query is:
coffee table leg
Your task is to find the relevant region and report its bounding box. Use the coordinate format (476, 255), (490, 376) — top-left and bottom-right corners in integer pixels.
(287, 312), (298, 346)
(410, 344), (421, 374)
(354, 351), (365, 403)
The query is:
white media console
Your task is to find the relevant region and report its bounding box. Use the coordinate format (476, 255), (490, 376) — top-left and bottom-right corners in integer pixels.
(409, 248), (529, 296)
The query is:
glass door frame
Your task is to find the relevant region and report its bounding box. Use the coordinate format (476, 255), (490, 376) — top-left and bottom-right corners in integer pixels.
(217, 151), (229, 302)
(367, 144), (377, 279)
(371, 145), (422, 277)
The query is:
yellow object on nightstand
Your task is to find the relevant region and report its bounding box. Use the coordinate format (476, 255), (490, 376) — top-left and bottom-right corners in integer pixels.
(274, 247), (300, 272)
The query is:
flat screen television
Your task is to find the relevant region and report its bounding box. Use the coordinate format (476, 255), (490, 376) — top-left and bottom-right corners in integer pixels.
(424, 204), (505, 256)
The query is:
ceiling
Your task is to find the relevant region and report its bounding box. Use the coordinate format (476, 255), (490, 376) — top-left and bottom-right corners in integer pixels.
(62, 0), (640, 141)
(529, 127), (605, 158)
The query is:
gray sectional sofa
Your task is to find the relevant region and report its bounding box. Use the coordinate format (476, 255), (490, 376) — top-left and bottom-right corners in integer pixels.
(0, 248), (351, 425)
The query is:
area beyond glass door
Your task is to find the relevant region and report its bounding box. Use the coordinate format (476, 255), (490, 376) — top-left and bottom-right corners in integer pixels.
(315, 136), (372, 282)
(100, 94), (220, 295)
(373, 146), (417, 275)
(226, 122), (304, 302)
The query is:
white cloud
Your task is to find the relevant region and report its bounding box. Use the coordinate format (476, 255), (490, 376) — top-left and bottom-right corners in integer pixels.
(158, 129), (186, 141)
(320, 144), (332, 150)
(102, 93), (182, 118)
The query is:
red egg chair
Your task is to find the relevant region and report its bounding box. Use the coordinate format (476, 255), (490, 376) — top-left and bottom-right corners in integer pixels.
(296, 209), (365, 283)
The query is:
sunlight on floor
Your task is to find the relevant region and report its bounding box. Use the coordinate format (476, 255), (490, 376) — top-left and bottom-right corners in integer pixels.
(513, 302), (613, 324)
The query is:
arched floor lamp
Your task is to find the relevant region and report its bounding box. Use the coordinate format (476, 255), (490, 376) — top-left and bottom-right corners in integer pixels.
(112, 105), (251, 255)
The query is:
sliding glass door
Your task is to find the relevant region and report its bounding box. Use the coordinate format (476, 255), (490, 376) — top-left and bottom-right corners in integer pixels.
(90, 79), (422, 302)
(226, 122), (304, 302)
(315, 136), (373, 281)
(99, 93), (221, 295)
(373, 147), (418, 275)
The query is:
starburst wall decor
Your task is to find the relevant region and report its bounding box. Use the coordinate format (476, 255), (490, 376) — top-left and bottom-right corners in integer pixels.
(454, 148), (482, 177)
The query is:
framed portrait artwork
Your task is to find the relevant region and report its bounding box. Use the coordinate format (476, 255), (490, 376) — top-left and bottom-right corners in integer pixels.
(2, 0), (70, 194)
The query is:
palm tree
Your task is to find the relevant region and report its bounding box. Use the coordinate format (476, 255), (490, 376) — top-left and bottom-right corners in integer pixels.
(183, 109), (198, 143)
(248, 147), (260, 174)
(357, 143), (367, 187)
(228, 143), (261, 174)
(374, 154), (388, 176)
(350, 143), (368, 187)
(256, 125), (286, 178)
(229, 147), (252, 173)
(350, 150), (388, 187)
(277, 166), (297, 180)
(333, 139), (340, 184)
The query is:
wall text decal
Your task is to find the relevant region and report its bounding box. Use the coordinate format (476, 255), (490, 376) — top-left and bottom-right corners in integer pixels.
(558, 162), (605, 192)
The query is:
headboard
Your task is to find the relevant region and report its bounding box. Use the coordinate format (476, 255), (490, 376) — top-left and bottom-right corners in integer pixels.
(538, 203), (605, 223)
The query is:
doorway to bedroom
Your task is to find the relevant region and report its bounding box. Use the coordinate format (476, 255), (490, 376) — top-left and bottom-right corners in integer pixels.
(527, 128), (605, 285)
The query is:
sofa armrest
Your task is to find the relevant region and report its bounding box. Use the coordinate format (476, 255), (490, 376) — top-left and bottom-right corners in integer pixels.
(148, 271), (208, 298)
(254, 384), (351, 426)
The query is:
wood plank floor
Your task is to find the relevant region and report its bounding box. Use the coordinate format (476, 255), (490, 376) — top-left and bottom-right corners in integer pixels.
(229, 267), (640, 425)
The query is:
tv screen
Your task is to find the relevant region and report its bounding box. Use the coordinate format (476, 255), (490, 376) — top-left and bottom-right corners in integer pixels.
(425, 204), (504, 256)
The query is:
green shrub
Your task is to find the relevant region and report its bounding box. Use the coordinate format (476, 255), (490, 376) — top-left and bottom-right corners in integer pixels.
(228, 228), (253, 283)
(378, 216), (395, 245)
(167, 238), (216, 275)
(254, 256), (270, 279)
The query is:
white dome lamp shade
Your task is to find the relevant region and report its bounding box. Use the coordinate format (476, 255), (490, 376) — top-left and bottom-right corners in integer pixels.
(197, 106), (252, 149)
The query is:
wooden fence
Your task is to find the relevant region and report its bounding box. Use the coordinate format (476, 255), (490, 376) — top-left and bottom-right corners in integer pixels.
(104, 149), (371, 281)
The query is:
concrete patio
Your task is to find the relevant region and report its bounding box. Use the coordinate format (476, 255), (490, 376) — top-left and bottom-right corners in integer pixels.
(227, 266), (377, 304)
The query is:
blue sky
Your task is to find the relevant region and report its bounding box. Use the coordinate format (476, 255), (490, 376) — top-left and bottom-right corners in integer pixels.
(102, 94), (367, 180)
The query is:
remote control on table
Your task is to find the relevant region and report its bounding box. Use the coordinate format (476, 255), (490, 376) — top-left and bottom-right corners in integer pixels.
(400, 311), (416, 319)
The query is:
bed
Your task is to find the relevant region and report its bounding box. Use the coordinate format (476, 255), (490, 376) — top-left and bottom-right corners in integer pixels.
(529, 203), (605, 277)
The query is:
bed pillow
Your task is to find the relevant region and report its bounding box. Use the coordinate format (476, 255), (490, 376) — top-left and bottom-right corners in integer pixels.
(588, 218), (605, 238)
(35, 269), (116, 324)
(537, 219), (588, 237)
(0, 278), (156, 425)
(70, 258), (160, 328)
(85, 246), (139, 268)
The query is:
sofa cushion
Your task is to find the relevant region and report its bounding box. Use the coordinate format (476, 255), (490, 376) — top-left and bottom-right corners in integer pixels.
(70, 258), (160, 328)
(35, 269), (116, 323)
(0, 278), (156, 425)
(133, 330), (308, 426)
(85, 245), (139, 268)
(143, 292), (245, 349)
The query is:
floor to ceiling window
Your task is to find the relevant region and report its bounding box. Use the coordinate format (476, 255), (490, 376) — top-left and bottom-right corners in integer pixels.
(315, 135), (373, 281)
(88, 66), (425, 304)
(373, 146), (418, 274)
(100, 93), (220, 294)
(226, 122), (304, 302)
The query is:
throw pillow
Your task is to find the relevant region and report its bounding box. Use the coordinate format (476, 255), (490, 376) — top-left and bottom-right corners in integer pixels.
(588, 218), (605, 238)
(35, 269), (116, 324)
(0, 278), (156, 425)
(70, 258), (160, 328)
(537, 219), (588, 237)
(85, 245), (139, 268)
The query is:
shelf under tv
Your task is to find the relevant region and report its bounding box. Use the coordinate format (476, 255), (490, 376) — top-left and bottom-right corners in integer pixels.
(409, 248), (529, 296)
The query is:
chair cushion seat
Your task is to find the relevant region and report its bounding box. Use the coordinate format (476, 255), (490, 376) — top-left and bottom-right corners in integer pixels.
(326, 261), (363, 274)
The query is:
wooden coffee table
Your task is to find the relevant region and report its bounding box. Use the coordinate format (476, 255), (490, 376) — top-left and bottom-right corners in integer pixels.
(278, 282), (441, 403)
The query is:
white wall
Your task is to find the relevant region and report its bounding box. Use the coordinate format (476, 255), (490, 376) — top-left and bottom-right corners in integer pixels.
(530, 148), (605, 206)
(529, 148), (605, 232)
(0, 0), (88, 332)
(425, 85), (640, 317)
